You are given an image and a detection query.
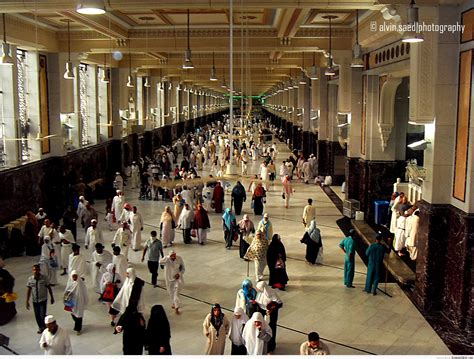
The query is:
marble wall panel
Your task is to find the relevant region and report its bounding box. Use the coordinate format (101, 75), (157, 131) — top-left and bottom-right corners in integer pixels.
(413, 200), (450, 312)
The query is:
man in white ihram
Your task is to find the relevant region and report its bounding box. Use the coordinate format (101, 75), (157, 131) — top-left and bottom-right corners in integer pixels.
(39, 315), (72, 355)
(159, 250), (185, 315)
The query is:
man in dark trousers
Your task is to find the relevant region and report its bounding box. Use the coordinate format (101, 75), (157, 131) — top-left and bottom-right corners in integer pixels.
(364, 232), (390, 295)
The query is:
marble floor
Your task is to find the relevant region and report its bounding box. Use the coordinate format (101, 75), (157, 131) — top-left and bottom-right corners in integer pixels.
(0, 143), (451, 355)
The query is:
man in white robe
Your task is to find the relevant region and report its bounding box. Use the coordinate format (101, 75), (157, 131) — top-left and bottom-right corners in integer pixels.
(39, 315), (72, 355)
(302, 199), (316, 228)
(68, 244), (86, 280)
(112, 191), (125, 224)
(159, 250), (185, 314)
(114, 172), (124, 192)
(130, 162), (140, 189)
(59, 226), (75, 276)
(112, 246), (128, 282)
(130, 206), (143, 251)
(90, 243), (113, 293)
(119, 203), (132, 224)
(84, 219), (103, 249)
(405, 209), (419, 260)
(113, 222), (132, 261)
(394, 212), (408, 254)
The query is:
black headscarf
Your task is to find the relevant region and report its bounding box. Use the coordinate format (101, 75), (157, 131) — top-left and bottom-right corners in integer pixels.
(267, 234), (286, 267)
(232, 181), (246, 198)
(146, 305), (171, 341)
(210, 303), (224, 336)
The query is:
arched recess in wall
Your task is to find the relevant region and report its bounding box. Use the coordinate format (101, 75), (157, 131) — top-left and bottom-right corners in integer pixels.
(378, 77), (403, 151)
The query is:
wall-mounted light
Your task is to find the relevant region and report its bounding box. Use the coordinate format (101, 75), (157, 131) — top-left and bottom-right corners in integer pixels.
(407, 139), (430, 150)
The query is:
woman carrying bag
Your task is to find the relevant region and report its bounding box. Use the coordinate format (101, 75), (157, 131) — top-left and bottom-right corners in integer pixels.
(100, 263), (122, 326)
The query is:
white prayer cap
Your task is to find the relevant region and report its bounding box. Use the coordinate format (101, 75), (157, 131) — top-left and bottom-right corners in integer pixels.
(116, 190), (121, 194)
(39, 207), (44, 211)
(116, 172), (120, 175)
(79, 196), (85, 201)
(169, 250), (176, 255)
(44, 315), (56, 324)
(263, 213), (269, 218)
(91, 219), (97, 223)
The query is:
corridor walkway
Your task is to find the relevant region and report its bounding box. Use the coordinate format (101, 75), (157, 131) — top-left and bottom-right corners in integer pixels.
(0, 142), (450, 355)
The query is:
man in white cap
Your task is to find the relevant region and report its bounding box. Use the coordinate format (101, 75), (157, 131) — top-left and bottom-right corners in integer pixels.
(39, 315), (72, 355)
(84, 219), (103, 250)
(130, 161), (140, 189)
(159, 250), (185, 314)
(113, 222), (132, 261)
(112, 190), (125, 224)
(114, 172), (124, 192)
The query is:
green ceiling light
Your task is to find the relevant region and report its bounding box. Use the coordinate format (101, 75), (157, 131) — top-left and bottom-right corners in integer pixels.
(76, 0), (106, 15)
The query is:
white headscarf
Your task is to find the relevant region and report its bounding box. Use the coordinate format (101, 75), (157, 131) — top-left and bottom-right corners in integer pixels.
(65, 270), (88, 318)
(242, 312), (272, 355)
(100, 263), (122, 294)
(255, 281), (282, 309)
(229, 307), (248, 346)
(111, 267), (144, 313)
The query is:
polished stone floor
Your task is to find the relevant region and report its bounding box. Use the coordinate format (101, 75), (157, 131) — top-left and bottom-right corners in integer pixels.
(1, 142), (451, 355)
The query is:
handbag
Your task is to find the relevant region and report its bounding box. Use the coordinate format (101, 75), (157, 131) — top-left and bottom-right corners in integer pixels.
(48, 256), (58, 269)
(300, 232), (311, 244)
(63, 291), (75, 311)
(101, 283), (118, 302)
(282, 193), (285, 199)
(191, 229), (197, 237)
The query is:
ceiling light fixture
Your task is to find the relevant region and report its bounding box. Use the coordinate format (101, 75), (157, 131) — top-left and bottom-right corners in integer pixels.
(76, 0), (106, 15)
(1, 14), (13, 65)
(323, 15), (337, 76)
(299, 52), (307, 85)
(351, 10), (364, 68)
(309, 52), (319, 80)
(210, 52), (218, 81)
(182, 9), (195, 69)
(100, 53), (109, 83)
(221, 68), (227, 88)
(402, 0), (424, 43)
(64, 20), (75, 79)
(127, 46), (134, 88)
(144, 76), (151, 88)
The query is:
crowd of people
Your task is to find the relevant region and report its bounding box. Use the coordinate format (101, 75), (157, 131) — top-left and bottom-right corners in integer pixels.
(0, 116), (394, 355)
